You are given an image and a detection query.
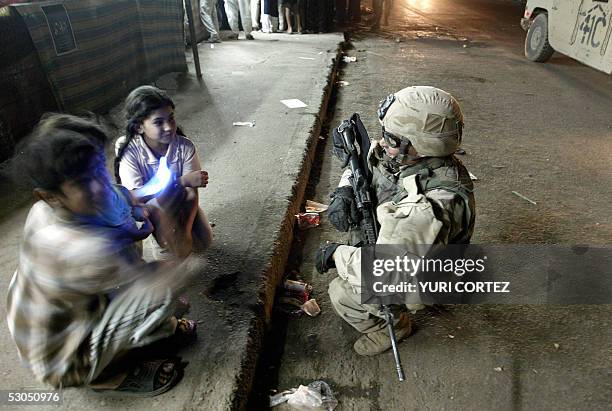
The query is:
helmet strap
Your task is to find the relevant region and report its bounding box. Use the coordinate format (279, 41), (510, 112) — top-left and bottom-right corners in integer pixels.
(395, 139), (420, 165)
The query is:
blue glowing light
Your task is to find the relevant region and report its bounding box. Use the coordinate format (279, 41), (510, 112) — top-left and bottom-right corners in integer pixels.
(134, 156), (172, 198)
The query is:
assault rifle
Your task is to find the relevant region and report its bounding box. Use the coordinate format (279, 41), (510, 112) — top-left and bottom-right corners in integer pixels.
(332, 113), (406, 382)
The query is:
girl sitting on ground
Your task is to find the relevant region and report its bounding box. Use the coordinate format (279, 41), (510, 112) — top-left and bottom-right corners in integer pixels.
(115, 85), (213, 260)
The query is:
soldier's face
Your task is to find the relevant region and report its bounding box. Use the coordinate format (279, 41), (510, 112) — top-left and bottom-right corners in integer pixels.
(380, 136), (401, 158)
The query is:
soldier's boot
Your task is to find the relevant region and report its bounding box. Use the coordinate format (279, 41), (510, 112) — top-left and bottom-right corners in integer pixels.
(353, 313), (412, 356)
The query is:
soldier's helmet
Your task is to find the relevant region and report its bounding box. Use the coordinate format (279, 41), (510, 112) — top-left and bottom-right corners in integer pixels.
(378, 86), (464, 157)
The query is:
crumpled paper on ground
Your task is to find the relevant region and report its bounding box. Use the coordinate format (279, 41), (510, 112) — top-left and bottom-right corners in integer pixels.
(270, 380), (338, 410)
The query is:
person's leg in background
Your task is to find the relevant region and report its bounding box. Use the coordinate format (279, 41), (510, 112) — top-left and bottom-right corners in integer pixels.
(261, 0), (279, 32)
(296, 0), (305, 33)
(313, 0), (330, 32)
(382, 0), (393, 25)
(238, 0), (254, 39)
(335, 0), (347, 25)
(269, 0), (279, 31)
(251, 0), (261, 30)
(322, 0), (333, 32)
(224, 0), (240, 38)
(278, 0), (285, 30)
(281, 1), (294, 33)
(217, 0), (230, 29)
(200, 0), (221, 42)
(260, 0), (270, 32)
(304, 0), (314, 33)
(371, 0), (382, 28)
(348, 0), (360, 22)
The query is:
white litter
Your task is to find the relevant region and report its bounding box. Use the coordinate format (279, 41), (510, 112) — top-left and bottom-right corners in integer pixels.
(337, 80), (350, 87)
(511, 191), (537, 205)
(211, 44), (215, 49)
(301, 299), (321, 317)
(270, 381), (337, 410)
(232, 121), (255, 127)
(469, 172), (478, 181)
(342, 56), (357, 63)
(281, 99), (308, 108)
(306, 200), (328, 213)
(494, 367), (503, 372)
(299, 57), (316, 60)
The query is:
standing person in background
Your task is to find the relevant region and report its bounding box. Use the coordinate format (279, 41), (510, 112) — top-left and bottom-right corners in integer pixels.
(372, 0), (393, 29)
(336, 0), (348, 26)
(224, 0), (255, 39)
(335, 0), (347, 25)
(217, 0), (230, 29)
(335, 0), (360, 25)
(279, 0), (302, 34)
(296, 0), (306, 34)
(260, 0), (278, 33)
(251, 0), (261, 31)
(349, 0), (361, 22)
(278, 1), (285, 30)
(306, 0), (333, 33)
(200, 0), (221, 43)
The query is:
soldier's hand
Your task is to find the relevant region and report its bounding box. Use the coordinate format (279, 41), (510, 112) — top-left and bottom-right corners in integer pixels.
(328, 186), (359, 232)
(315, 242), (341, 273)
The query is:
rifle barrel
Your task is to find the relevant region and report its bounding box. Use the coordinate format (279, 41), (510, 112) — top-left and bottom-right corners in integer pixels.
(337, 117), (406, 382)
(384, 305), (406, 381)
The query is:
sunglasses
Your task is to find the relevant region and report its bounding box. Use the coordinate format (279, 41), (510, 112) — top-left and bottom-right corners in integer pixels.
(381, 126), (403, 148)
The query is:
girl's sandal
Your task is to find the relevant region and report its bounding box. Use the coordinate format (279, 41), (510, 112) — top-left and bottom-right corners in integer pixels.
(91, 358), (183, 397)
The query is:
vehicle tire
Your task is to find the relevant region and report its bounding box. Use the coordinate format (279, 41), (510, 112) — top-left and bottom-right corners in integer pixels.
(525, 13), (555, 62)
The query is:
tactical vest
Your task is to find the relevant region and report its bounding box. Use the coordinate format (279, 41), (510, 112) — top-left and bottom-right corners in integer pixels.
(369, 145), (475, 244)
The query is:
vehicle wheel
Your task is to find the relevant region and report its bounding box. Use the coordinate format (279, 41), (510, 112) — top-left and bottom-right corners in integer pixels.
(525, 13), (555, 62)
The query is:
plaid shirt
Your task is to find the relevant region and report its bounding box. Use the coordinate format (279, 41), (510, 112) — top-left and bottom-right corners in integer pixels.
(6, 201), (147, 387)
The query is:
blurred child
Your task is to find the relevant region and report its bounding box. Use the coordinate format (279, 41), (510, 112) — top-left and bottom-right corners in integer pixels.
(7, 114), (199, 395)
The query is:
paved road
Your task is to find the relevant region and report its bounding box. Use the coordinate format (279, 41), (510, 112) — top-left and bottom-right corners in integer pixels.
(252, 1), (612, 410)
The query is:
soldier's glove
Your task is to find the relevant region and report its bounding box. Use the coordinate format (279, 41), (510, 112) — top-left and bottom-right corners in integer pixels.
(315, 242), (341, 274)
(328, 186), (360, 232)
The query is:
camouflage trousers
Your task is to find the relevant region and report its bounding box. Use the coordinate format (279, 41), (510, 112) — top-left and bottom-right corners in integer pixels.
(328, 276), (405, 334)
